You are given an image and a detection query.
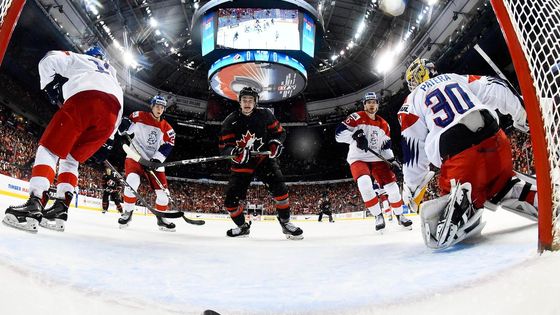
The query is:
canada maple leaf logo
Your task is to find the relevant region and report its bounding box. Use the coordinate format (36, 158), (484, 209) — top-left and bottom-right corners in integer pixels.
(236, 131), (264, 151)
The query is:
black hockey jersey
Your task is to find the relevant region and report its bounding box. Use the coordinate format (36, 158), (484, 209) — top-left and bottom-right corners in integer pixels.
(219, 108), (285, 171)
(102, 174), (121, 192)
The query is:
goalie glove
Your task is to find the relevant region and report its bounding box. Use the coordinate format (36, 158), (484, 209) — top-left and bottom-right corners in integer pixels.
(43, 74), (68, 107)
(230, 146), (251, 164)
(352, 129), (369, 151)
(268, 139), (283, 159)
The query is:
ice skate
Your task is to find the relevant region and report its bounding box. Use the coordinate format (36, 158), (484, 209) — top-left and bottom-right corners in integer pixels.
(227, 221), (251, 237)
(375, 214), (385, 233)
(278, 217), (303, 240)
(3, 194), (44, 233)
(384, 209), (393, 221)
(118, 210), (133, 228)
(101, 209), (107, 214)
(397, 214), (413, 230)
(40, 192), (72, 232)
(157, 216), (176, 232)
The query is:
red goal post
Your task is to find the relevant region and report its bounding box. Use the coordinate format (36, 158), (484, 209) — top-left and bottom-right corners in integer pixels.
(0, 0), (25, 65)
(491, 0), (560, 251)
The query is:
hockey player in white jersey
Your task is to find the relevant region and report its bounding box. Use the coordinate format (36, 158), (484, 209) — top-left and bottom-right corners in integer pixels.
(117, 95), (177, 231)
(3, 46), (123, 233)
(335, 92), (412, 232)
(399, 58), (537, 250)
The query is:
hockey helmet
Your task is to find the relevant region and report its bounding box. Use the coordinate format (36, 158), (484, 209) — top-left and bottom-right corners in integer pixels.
(85, 46), (106, 60)
(238, 86), (259, 103)
(363, 91), (378, 104)
(150, 95), (167, 108)
(405, 58), (437, 91)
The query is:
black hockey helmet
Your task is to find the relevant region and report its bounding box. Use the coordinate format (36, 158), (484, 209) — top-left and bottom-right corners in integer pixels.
(238, 87), (259, 103)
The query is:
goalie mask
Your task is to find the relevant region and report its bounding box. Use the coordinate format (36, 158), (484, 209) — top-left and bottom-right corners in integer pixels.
(405, 58), (437, 91)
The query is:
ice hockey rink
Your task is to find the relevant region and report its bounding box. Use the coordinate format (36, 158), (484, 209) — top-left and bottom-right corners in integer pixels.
(1, 194), (559, 315)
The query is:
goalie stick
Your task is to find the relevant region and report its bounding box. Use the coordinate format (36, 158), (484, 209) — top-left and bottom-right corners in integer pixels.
(104, 161), (183, 219)
(474, 44), (523, 98)
(403, 170), (436, 213)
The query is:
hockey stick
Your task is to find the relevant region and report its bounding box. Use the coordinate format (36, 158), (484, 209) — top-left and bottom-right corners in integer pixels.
(122, 144), (270, 168)
(123, 135), (206, 225)
(145, 168), (206, 226)
(103, 161), (183, 219)
(473, 44), (522, 98)
(366, 147), (401, 171)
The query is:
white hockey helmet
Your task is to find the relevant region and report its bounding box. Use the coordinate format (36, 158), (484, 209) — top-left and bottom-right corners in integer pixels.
(150, 95), (167, 108)
(363, 91), (378, 104)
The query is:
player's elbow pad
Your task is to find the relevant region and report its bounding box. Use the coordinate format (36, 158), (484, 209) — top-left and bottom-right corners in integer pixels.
(158, 143), (173, 158)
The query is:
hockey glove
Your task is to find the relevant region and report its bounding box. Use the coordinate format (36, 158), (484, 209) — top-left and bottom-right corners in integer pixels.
(145, 158), (163, 172)
(352, 129), (369, 151)
(387, 158), (402, 170)
(91, 138), (114, 164)
(117, 117), (133, 136)
(43, 74), (68, 107)
(268, 139), (284, 159)
(230, 146), (251, 164)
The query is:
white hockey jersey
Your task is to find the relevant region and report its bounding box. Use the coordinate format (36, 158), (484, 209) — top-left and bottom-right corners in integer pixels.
(125, 111), (175, 162)
(398, 73), (527, 189)
(38, 50), (124, 106)
(335, 111), (394, 164)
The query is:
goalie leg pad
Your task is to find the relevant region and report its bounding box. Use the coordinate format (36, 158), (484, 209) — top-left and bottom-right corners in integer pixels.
(420, 196), (448, 248)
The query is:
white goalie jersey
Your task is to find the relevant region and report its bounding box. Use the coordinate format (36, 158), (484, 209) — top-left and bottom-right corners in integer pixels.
(398, 73), (528, 189)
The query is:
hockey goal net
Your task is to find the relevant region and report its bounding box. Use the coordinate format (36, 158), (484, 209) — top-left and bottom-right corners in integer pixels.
(491, 0), (560, 251)
(0, 0), (25, 65)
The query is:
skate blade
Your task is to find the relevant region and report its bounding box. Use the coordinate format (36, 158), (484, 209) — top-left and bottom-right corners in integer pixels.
(285, 234), (304, 240)
(158, 226), (176, 232)
(375, 229), (384, 235)
(399, 224), (413, 230)
(119, 223), (129, 229)
(2, 214), (39, 233)
(39, 219), (65, 232)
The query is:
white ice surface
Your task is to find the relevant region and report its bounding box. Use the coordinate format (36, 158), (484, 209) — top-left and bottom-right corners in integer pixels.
(0, 195), (559, 315)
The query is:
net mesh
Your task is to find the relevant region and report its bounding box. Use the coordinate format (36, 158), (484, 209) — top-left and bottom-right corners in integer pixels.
(500, 0), (560, 247)
(0, 0), (14, 28)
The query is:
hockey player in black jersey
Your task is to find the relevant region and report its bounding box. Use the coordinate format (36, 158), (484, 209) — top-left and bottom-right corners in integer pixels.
(219, 87), (303, 240)
(101, 167), (123, 214)
(318, 193), (334, 223)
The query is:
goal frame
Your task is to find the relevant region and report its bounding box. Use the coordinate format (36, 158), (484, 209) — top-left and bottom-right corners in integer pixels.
(0, 0), (26, 65)
(490, 0), (555, 252)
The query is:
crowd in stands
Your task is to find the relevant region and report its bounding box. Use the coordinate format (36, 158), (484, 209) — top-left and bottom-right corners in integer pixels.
(0, 100), (537, 216)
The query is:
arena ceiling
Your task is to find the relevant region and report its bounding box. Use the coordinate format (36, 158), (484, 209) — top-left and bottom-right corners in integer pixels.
(31, 0), (452, 102)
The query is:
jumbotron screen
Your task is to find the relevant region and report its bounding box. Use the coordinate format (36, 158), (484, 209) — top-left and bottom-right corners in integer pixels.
(216, 8), (300, 50)
(208, 50), (307, 103)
